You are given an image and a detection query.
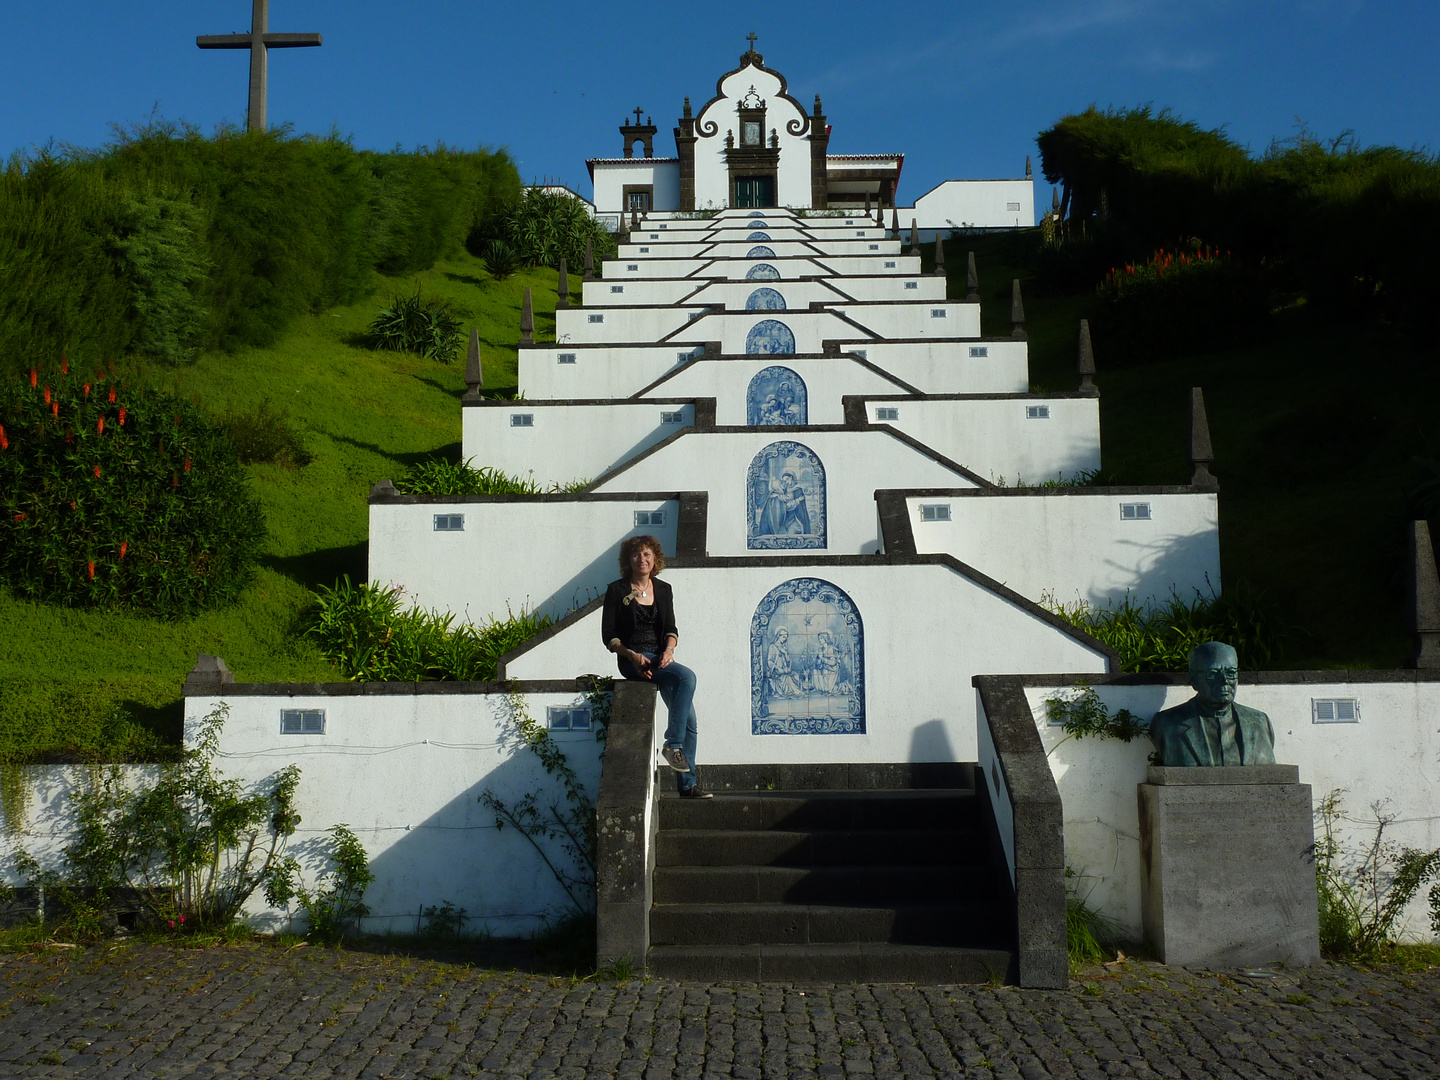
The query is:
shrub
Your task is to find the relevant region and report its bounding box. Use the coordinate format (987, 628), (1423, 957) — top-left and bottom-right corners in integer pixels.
(367, 290), (464, 363)
(395, 457), (588, 495)
(307, 576), (552, 681)
(481, 239), (522, 280)
(476, 187), (617, 269)
(1090, 246), (1271, 364)
(220, 398), (311, 466)
(0, 361), (266, 617)
(265, 823), (374, 943)
(13, 703), (300, 932)
(1047, 587), (1278, 672)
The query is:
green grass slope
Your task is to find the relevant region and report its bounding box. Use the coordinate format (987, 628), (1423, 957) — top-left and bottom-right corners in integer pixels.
(0, 252), (563, 762)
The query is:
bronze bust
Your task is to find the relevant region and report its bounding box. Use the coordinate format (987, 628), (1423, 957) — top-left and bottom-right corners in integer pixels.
(1150, 642), (1276, 767)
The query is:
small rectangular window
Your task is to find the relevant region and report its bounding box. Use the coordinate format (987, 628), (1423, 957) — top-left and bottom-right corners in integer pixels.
(1120, 502), (1152, 521)
(649, 233), (659, 239)
(1026, 405), (1050, 419)
(510, 413), (534, 427)
(433, 513), (464, 531)
(969, 346), (989, 358)
(856, 230), (866, 237)
(627, 264), (638, 271)
(905, 281), (918, 290)
(547, 705), (592, 732)
(1312, 698), (1360, 723)
(660, 411), (684, 424)
(884, 261), (896, 268)
(845, 219), (854, 225)
(639, 246), (650, 253)
(869, 244), (879, 251)
(610, 285), (624, 293)
(677, 351), (693, 362)
(588, 314), (604, 323)
(557, 353), (577, 364)
(634, 509), (666, 526)
(875, 406), (900, 421)
(281, 709), (325, 735)
(930, 308), (947, 318)
(1007, 202), (1022, 212)
(920, 504), (951, 522)
(659, 224), (667, 230)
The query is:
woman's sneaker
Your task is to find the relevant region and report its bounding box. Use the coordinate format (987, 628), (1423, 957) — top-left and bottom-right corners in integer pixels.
(678, 785), (713, 799)
(662, 746), (691, 773)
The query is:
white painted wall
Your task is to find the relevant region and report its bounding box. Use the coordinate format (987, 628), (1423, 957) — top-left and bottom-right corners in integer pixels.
(518, 345), (700, 400)
(598, 255), (924, 280)
(903, 179), (1036, 230)
(690, 63), (816, 209)
(369, 498), (680, 622)
(1024, 678), (1440, 942)
(504, 562), (1111, 764)
(462, 401), (694, 486)
(192, 689), (606, 935)
(860, 340), (1030, 394)
(554, 306), (700, 344)
(832, 301), (981, 340)
(591, 160), (682, 213)
(640, 357), (911, 425)
(870, 395), (1100, 484)
(592, 428), (980, 555)
(904, 490), (1220, 608)
(668, 311), (872, 354)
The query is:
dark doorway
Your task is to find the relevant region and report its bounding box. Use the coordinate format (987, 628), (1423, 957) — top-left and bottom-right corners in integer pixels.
(735, 176), (776, 208)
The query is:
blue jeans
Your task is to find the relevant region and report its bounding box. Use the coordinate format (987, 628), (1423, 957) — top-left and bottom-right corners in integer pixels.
(619, 652), (699, 792)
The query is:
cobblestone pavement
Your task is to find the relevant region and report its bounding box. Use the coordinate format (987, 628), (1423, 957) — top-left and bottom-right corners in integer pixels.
(0, 943), (1437, 1079)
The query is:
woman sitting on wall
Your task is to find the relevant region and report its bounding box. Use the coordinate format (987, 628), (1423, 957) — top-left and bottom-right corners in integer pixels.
(601, 535), (710, 799)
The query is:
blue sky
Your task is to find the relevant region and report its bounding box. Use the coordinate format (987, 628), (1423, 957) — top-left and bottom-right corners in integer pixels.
(3, 1), (1435, 205)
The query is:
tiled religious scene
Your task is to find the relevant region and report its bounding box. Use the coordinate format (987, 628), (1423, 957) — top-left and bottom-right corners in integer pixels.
(744, 318), (796, 354)
(747, 441), (825, 549)
(751, 578), (865, 734)
(746, 366), (807, 425)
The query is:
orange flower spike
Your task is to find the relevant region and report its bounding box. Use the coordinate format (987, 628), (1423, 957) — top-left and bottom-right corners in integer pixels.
(94, 465), (101, 479)
(183, 456), (192, 473)
(118, 407), (126, 426)
(12, 512), (24, 522)
(108, 387), (116, 404)
(0, 424), (7, 450)
(87, 561), (95, 580)
(29, 369), (37, 388)
(83, 382), (90, 397)
(44, 385), (51, 405)
(119, 541), (127, 560)
(51, 402), (59, 419)
(61, 356), (69, 375)
(97, 416), (105, 434)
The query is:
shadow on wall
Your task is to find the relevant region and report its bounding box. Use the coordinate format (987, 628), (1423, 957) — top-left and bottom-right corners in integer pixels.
(1088, 524), (1220, 611)
(909, 719), (957, 763)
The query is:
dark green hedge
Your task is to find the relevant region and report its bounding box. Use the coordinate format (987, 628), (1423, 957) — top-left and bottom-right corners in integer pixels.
(1037, 107), (1440, 327)
(0, 124), (521, 374)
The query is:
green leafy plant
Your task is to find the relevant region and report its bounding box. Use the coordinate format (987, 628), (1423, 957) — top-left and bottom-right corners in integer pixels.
(418, 900), (469, 940)
(481, 239), (522, 280)
(479, 683), (608, 918)
(13, 703), (299, 933)
(367, 290), (464, 363)
(395, 457), (588, 495)
(1065, 867), (1121, 965)
(307, 577), (552, 682)
(1044, 684), (1149, 755)
(1046, 587), (1278, 672)
(1314, 789), (1440, 959)
(265, 823), (374, 944)
(490, 187), (617, 269)
(0, 362), (265, 616)
(220, 398), (311, 466)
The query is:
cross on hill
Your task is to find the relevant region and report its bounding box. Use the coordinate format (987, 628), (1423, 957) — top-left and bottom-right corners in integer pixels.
(197, 0), (322, 131)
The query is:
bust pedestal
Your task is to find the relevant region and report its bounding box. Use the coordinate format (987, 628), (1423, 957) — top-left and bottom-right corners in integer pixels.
(1138, 765), (1320, 967)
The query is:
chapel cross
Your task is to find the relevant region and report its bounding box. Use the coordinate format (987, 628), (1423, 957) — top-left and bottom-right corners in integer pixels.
(633, 107), (645, 125)
(746, 32), (759, 50)
(197, 0), (322, 131)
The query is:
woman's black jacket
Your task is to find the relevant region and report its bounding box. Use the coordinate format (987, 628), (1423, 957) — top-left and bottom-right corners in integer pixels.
(600, 577), (679, 668)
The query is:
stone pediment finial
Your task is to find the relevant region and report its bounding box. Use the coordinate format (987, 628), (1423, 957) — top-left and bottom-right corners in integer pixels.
(741, 31), (763, 67)
(740, 85), (765, 109)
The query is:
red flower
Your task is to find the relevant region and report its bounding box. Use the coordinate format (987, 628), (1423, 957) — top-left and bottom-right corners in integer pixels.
(97, 416), (105, 434)
(61, 356), (68, 375)
(13, 512), (25, 522)
(66, 428), (73, 444)
(87, 561), (95, 580)
(119, 541), (127, 560)
(51, 402), (58, 419)
(0, 424), (7, 450)
(183, 456), (192, 473)
(43, 386), (50, 405)
(108, 388), (116, 404)
(118, 407), (126, 426)
(93, 465), (101, 479)
(171, 475), (178, 488)
(83, 383), (90, 397)
(29, 369), (37, 388)
(70, 500), (77, 510)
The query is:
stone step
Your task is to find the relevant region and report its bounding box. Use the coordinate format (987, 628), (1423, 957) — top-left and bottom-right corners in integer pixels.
(650, 902), (1005, 948)
(657, 828), (986, 867)
(646, 943), (1016, 983)
(653, 863), (994, 905)
(658, 789), (982, 832)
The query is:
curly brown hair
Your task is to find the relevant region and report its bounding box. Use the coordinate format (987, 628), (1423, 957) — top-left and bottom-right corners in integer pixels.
(618, 535), (666, 579)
